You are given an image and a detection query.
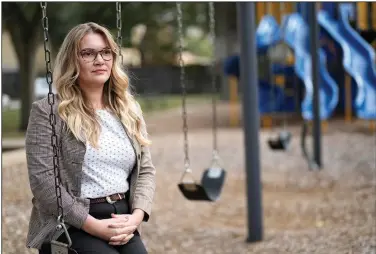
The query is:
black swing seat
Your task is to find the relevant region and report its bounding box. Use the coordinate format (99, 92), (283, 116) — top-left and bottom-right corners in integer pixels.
(178, 167), (226, 201)
(268, 131), (292, 150)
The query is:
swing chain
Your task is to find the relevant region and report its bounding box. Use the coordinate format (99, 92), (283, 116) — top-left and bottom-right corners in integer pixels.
(176, 2), (190, 170)
(116, 2), (123, 65)
(210, 150), (222, 169)
(40, 2), (65, 225)
(208, 2), (219, 158)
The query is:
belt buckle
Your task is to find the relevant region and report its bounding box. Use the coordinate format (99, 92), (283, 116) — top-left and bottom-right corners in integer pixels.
(106, 196), (116, 204)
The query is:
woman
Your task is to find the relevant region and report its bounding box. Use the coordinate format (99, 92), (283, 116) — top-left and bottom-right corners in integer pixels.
(25, 22), (156, 254)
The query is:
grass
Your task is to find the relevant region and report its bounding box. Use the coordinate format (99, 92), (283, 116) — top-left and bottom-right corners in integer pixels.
(2, 109), (24, 138)
(2, 94), (215, 138)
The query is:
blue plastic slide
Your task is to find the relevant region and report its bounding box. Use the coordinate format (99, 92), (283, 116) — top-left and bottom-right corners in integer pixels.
(318, 4), (376, 119)
(224, 15), (294, 114)
(281, 13), (339, 120)
(256, 15), (282, 53)
(223, 56), (286, 114)
(224, 15), (282, 78)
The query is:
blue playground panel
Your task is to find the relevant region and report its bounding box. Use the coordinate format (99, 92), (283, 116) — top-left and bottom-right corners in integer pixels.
(224, 14), (297, 114)
(256, 15), (282, 52)
(224, 55), (297, 114)
(281, 13), (339, 121)
(225, 2), (374, 120)
(318, 3), (376, 119)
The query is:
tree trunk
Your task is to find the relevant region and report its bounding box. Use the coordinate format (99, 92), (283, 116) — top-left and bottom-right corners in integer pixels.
(7, 26), (40, 131)
(3, 3), (42, 131)
(9, 29), (39, 131)
(19, 43), (38, 131)
(4, 6), (41, 131)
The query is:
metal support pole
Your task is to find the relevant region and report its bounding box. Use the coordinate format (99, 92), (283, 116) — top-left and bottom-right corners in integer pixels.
(237, 2), (263, 243)
(308, 2), (322, 168)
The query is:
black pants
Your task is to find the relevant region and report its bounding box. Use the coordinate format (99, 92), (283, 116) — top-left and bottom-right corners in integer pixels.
(39, 194), (148, 254)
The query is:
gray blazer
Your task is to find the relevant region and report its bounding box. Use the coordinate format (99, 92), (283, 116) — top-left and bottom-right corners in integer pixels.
(25, 97), (156, 250)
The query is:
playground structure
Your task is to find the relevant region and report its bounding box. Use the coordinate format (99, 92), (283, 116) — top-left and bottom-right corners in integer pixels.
(1, 2), (375, 253)
(224, 2), (376, 130)
(234, 3), (376, 241)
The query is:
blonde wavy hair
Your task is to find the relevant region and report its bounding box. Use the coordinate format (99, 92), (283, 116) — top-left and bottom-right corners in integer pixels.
(53, 22), (151, 148)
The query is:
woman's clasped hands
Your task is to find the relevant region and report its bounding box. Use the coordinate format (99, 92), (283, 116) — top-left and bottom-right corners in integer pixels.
(107, 213), (143, 246)
(87, 212), (143, 246)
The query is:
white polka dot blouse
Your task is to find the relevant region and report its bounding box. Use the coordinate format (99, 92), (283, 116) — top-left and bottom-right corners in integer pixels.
(80, 109), (136, 199)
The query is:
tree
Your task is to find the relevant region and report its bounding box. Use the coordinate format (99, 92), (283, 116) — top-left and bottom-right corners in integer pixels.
(2, 2), (127, 130)
(3, 3), (47, 131)
(2, 2), (212, 131)
(1, 2), (114, 131)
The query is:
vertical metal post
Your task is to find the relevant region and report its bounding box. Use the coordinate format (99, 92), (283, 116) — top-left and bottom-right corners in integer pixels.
(308, 2), (322, 168)
(237, 2), (263, 242)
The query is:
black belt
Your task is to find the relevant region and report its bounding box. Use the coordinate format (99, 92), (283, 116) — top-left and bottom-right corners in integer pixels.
(89, 193), (126, 204)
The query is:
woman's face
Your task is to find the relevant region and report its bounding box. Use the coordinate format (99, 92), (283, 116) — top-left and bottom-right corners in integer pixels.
(77, 32), (113, 89)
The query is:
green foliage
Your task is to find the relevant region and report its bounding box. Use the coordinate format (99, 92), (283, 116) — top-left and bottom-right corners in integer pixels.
(2, 109), (24, 138)
(2, 2), (222, 131)
(184, 30), (213, 57)
(3, 2), (218, 65)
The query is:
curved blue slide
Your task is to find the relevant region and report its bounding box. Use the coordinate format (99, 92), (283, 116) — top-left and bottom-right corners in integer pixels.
(318, 4), (376, 119)
(224, 15), (292, 114)
(224, 14), (281, 73)
(256, 15), (281, 53)
(281, 13), (339, 120)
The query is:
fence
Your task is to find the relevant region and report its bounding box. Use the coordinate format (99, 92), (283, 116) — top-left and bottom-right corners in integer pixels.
(1, 65), (218, 100)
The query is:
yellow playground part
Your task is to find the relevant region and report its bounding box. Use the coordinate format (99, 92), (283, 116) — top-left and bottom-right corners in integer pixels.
(228, 76), (275, 129)
(284, 2), (294, 15)
(274, 75), (285, 87)
(270, 2), (282, 24)
(357, 2), (368, 30)
(307, 121), (329, 133)
(257, 2), (295, 24)
(369, 121), (376, 132)
(229, 75), (240, 127)
(345, 74), (352, 123)
(261, 116), (273, 129)
(286, 53), (295, 65)
(256, 2), (266, 24)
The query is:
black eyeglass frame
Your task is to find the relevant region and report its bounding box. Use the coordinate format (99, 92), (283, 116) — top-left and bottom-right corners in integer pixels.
(79, 48), (114, 62)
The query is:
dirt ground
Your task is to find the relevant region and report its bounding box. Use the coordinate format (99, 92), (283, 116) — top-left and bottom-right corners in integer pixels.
(2, 102), (376, 254)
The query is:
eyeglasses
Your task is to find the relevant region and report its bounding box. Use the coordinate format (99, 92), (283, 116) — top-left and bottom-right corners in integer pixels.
(79, 48), (113, 62)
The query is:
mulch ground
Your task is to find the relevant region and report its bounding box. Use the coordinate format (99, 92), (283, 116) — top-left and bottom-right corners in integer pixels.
(2, 102), (375, 254)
